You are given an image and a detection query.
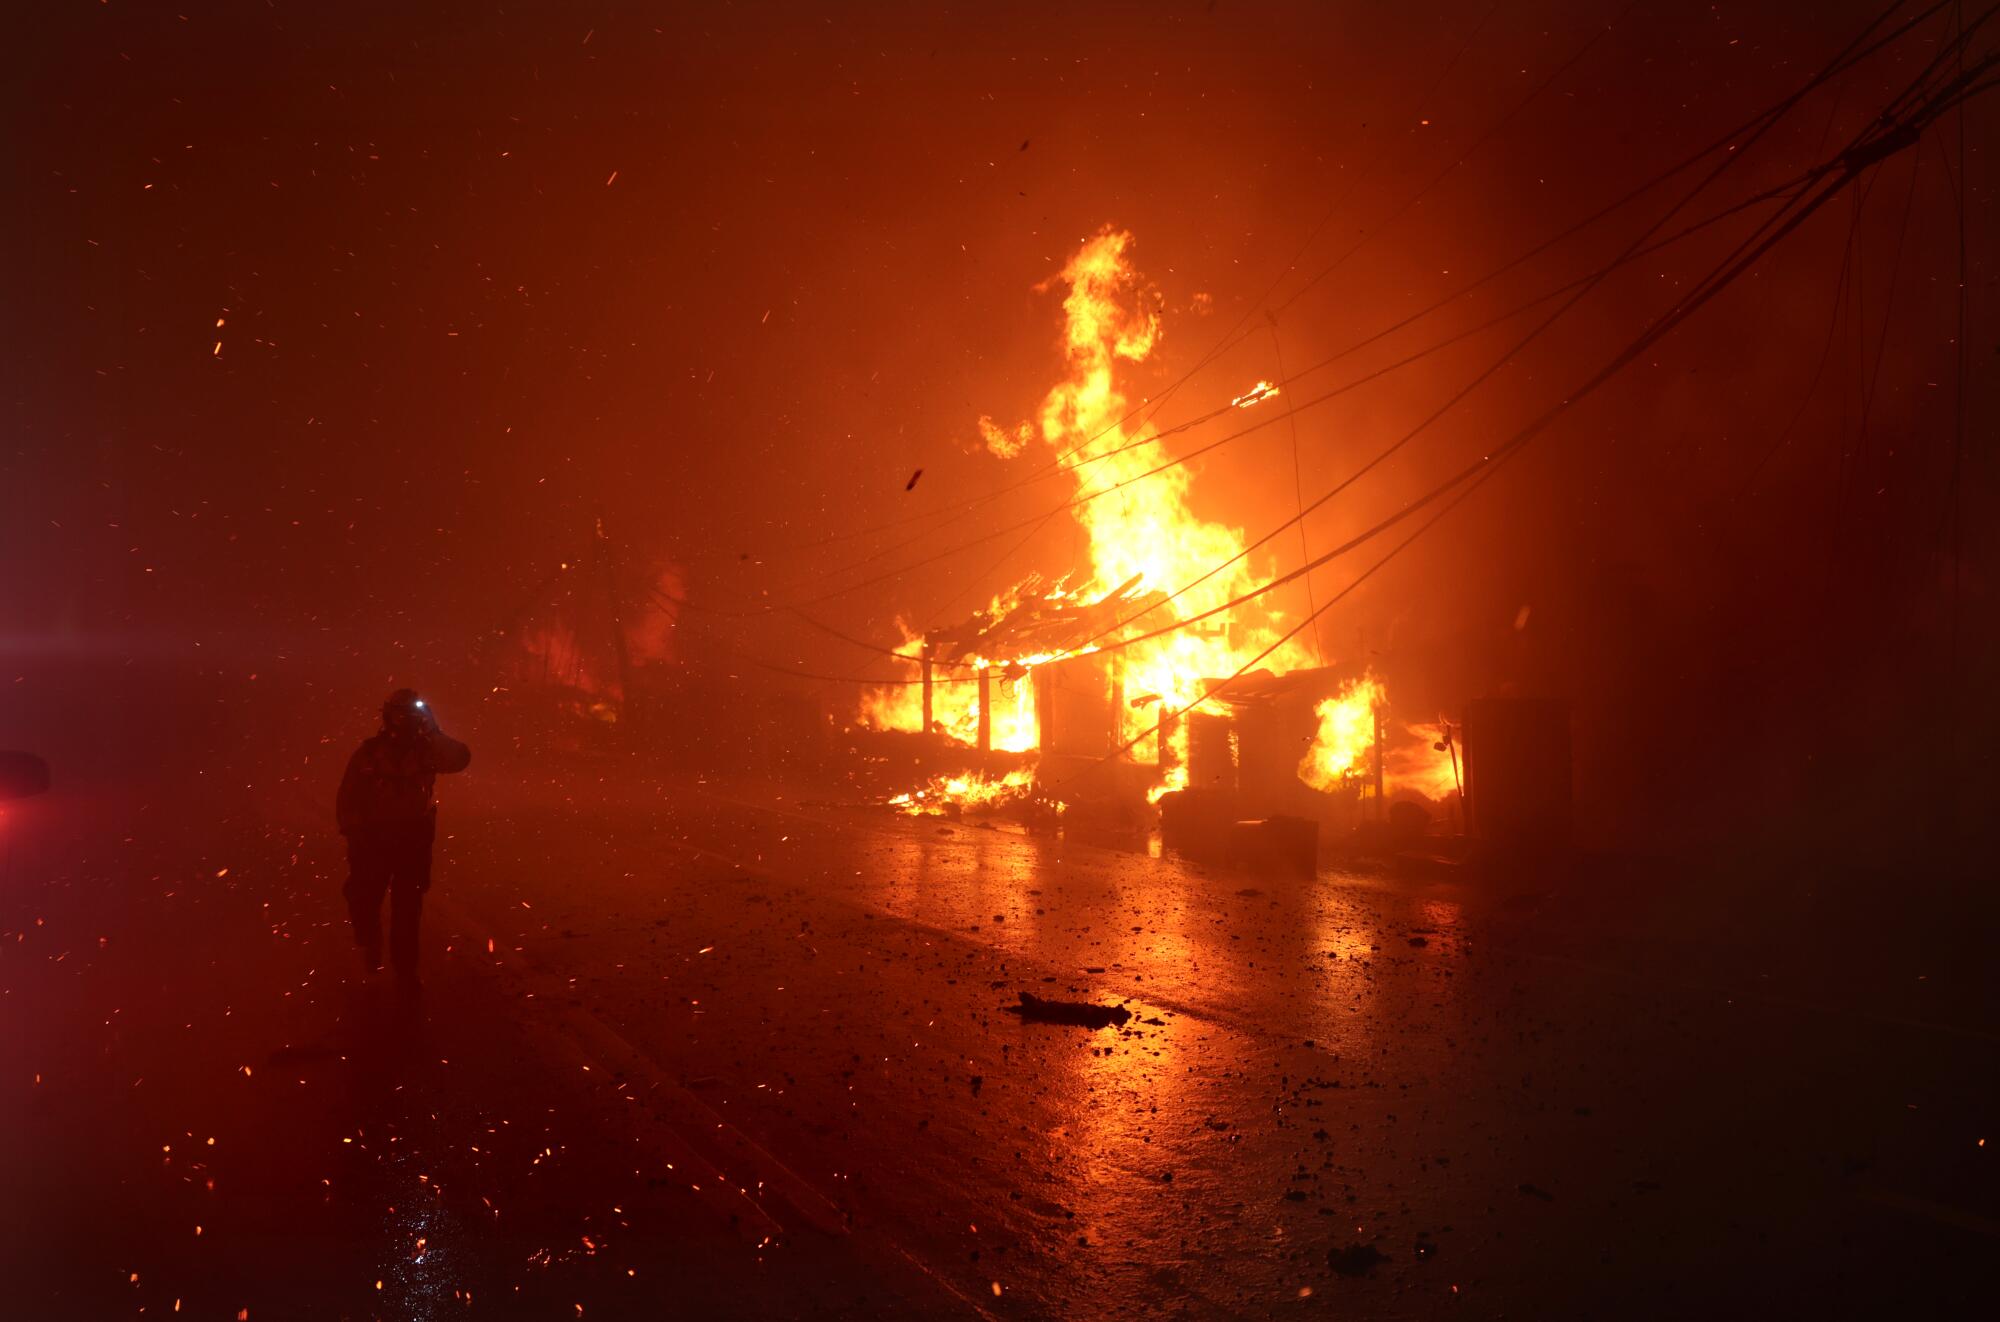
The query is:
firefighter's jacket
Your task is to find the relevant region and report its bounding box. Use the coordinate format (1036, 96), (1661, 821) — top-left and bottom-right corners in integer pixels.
(336, 729), (471, 836)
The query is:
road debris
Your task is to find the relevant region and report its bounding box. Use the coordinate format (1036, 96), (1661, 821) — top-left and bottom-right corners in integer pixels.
(1002, 993), (1131, 1028)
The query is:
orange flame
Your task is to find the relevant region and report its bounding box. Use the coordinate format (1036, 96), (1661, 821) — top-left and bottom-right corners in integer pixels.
(889, 766), (1038, 815)
(1231, 380), (1280, 408)
(996, 228), (1318, 763)
(864, 228), (1420, 809)
(1388, 720), (1464, 801)
(856, 599), (1041, 753)
(1297, 673), (1462, 802)
(1298, 675), (1386, 792)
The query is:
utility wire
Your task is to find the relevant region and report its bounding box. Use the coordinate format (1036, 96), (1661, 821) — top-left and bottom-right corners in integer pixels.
(1049, 64), (1994, 790)
(1740, 183), (1865, 485)
(680, 37), (1993, 696)
(691, 176), (1823, 622)
(701, 5), (1948, 620)
(864, 0), (1973, 631)
(1268, 316), (1325, 665)
(676, 1), (1603, 576)
(695, 0), (1947, 593)
(661, 0), (1976, 677)
(1147, 3), (1997, 637)
(896, 38), (1895, 661)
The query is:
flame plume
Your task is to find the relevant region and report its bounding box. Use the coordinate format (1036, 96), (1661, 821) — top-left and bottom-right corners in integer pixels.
(977, 227), (1317, 767)
(863, 228), (1455, 808)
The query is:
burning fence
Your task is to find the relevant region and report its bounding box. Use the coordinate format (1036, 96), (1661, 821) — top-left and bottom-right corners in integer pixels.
(860, 228), (1456, 818)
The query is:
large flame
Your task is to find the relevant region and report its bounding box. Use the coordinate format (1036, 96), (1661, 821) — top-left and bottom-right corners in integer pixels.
(1298, 675), (1386, 792)
(1297, 675), (1463, 802)
(862, 228), (1457, 809)
(988, 228), (1317, 760)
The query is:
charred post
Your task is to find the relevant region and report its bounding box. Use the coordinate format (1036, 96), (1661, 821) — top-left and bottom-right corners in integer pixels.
(920, 642), (933, 736)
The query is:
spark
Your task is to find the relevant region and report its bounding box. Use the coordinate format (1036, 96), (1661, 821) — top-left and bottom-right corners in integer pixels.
(1230, 379), (1280, 408)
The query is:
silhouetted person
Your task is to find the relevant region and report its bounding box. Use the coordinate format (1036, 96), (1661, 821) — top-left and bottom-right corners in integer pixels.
(337, 689), (470, 985)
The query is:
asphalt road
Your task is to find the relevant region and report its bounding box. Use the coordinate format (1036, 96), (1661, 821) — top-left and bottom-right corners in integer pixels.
(4, 733), (1994, 1319)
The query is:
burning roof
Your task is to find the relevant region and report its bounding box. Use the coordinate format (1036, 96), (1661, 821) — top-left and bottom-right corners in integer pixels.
(924, 573), (1168, 673)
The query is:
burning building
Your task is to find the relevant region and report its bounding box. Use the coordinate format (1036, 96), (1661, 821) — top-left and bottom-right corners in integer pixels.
(859, 229), (1459, 833)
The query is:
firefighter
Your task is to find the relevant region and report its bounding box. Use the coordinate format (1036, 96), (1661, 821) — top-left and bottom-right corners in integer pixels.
(336, 689), (471, 985)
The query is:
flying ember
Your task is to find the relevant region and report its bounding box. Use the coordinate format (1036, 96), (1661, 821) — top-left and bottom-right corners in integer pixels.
(1231, 379), (1280, 408)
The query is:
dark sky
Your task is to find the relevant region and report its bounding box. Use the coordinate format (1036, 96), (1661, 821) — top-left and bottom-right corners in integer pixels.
(6, 0), (1993, 844)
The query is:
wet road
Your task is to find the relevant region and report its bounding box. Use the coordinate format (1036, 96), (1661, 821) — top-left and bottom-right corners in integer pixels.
(5, 740), (1995, 1319)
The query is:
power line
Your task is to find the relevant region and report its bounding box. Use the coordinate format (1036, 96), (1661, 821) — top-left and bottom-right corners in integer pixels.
(874, 87), (1863, 658)
(705, 177), (1824, 621)
(680, 15), (1994, 704)
(1050, 62), (1992, 791)
(712, 4), (1948, 618)
(678, 0), (1954, 646)
(661, 590), (980, 687)
(1739, 181), (1865, 486)
(667, 1), (1980, 680)
(904, 1), (1976, 630)
(1267, 316), (1324, 666)
(676, 1), (1617, 578)
(700, 153), (1854, 694)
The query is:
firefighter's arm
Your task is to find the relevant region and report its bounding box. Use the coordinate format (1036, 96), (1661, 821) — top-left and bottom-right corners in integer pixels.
(425, 730), (472, 775)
